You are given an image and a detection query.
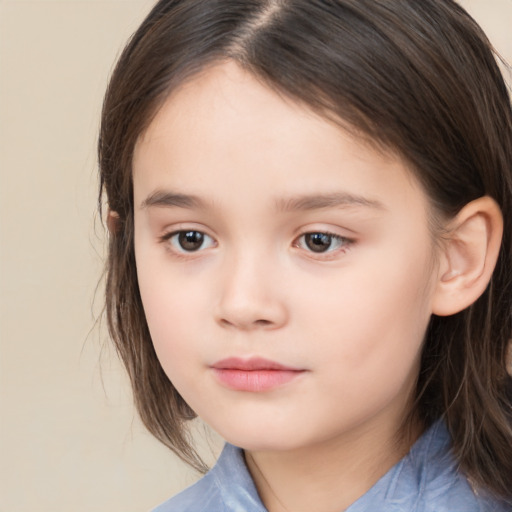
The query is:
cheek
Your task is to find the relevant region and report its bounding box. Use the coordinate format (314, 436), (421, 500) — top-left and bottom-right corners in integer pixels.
(293, 270), (431, 436)
(295, 240), (435, 383)
(138, 276), (213, 402)
(134, 244), (211, 375)
(139, 276), (206, 336)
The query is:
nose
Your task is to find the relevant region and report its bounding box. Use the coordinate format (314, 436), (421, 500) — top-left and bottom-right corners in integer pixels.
(214, 251), (289, 331)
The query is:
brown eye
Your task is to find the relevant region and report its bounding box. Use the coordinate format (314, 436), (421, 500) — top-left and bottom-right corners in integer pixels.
(165, 230), (215, 253)
(304, 233), (335, 253)
(295, 232), (352, 255)
(178, 231), (204, 251)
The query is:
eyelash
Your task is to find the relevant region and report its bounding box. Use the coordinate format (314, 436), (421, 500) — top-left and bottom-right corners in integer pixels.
(160, 230), (216, 254)
(159, 229), (354, 258)
(293, 231), (354, 257)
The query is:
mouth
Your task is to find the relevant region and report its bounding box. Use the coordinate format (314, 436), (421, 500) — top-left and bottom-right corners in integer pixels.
(211, 357), (306, 392)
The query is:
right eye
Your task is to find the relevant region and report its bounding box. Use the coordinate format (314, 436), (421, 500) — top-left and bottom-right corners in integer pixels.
(164, 230), (216, 253)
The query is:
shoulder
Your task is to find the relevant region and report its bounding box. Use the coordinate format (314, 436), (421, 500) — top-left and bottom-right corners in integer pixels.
(151, 444), (267, 512)
(397, 421), (511, 512)
(151, 471), (221, 512)
(419, 480), (510, 512)
(349, 421), (511, 512)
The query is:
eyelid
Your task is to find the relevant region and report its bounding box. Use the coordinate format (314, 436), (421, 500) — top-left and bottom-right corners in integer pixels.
(158, 221), (215, 241)
(159, 228), (217, 255)
(293, 229), (355, 258)
(156, 224), (354, 260)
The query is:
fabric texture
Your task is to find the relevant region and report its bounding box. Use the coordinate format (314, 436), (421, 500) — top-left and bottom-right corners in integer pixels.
(152, 421), (511, 512)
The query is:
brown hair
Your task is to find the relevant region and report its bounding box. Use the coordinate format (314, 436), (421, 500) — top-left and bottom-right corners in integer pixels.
(98, 0), (512, 498)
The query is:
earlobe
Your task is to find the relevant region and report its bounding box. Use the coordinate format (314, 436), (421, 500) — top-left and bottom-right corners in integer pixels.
(432, 196), (503, 317)
(106, 209), (121, 234)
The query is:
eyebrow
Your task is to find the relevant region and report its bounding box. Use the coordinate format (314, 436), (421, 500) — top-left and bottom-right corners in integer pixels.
(275, 192), (385, 212)
(140, 191), (207, 210)
(140, 190), (385, 212)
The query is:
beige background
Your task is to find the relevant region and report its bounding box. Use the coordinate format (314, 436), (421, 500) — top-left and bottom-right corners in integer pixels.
(0, 1), (510, 511)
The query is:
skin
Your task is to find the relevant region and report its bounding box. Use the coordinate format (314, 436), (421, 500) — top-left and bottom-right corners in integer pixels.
(133, 61), (445, 512)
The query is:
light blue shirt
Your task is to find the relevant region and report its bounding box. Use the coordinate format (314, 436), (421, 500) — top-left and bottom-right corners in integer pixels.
(152, 421), (511, 511)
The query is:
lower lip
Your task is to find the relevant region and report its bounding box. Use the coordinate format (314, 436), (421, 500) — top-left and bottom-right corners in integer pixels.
(212, 368), (304, 392)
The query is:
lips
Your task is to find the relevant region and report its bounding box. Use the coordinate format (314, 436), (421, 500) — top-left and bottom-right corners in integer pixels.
(211, 357), (305, 392)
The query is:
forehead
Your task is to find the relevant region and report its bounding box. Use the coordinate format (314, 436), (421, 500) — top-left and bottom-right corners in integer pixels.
(133, 61), (428, 217)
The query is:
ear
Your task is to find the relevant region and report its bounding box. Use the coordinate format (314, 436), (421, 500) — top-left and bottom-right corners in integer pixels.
(106, 209), (121, 234)
(432, 196), (503, 316)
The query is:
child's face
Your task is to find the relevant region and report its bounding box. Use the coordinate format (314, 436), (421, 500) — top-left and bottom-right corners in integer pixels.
(133, 62), (440, 452)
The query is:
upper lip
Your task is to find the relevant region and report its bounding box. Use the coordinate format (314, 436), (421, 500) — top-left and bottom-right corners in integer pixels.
(211, 357), (302, 371)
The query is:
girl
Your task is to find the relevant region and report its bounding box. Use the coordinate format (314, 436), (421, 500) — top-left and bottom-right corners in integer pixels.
(98, 1), (512, 510)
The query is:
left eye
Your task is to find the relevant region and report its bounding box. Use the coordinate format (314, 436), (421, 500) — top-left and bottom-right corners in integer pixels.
(166, 230), (215, 252)
(296, 232), (350, 253)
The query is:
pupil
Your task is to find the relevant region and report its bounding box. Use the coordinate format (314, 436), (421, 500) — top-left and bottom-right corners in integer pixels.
(305, 233), (332, 252)
(179, 231), (204, 251)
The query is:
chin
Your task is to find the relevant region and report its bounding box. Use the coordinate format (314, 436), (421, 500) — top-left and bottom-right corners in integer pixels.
(210, 421), (309, 452)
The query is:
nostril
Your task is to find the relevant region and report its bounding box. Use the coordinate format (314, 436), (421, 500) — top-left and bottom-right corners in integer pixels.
(218, 318), (273, 328)
(254, 319), (272, 326)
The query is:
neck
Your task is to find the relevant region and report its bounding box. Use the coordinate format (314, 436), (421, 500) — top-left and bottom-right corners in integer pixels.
(244, 415), (422, 512)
